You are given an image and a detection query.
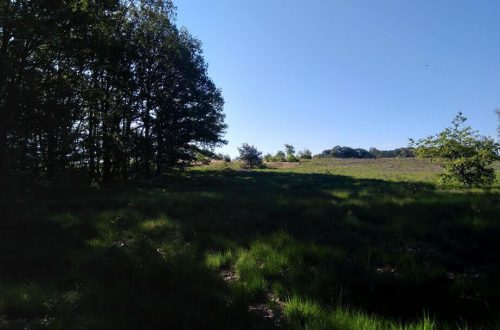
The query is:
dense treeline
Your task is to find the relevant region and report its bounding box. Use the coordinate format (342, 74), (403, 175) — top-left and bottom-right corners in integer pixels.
(317, 146), (414, 159)
(263, 144), (312, 162)
(0, 0), (226, 182)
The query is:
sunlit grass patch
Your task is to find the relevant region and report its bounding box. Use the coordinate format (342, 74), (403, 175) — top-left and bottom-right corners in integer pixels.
(227, 232), (349, 307)
(284, 296), (437, 330)
(331, 190), (351, 200)
(138, 216), (179, 240)
(205, 250), (235, 269)
(235, 242), (289, 279)
(231, 275), (269, 302)
(140, 218), (168, 231)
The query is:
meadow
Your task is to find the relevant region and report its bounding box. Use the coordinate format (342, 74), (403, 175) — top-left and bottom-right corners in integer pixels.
(1, 158), (500, 329)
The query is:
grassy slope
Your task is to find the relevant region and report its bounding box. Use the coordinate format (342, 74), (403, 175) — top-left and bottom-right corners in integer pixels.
(1, 159), (499, 329)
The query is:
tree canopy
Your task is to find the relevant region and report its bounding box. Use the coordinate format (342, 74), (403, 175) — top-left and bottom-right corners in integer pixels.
(411, 112), (499, 187)
(316, 146), (414, 159)
(238, 143), (262, 169)
(0, 0), (226, 181)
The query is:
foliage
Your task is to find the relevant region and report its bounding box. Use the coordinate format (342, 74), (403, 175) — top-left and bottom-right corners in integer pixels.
(238, 143), (263, 168)
(266, 146), (307, 162)
(298, 149), (313, 159)
(214, 153), (231, 162)
(273, 150), (287, 162)
(411, 112), (499, 187)
(194, 152), (212, 165)
(284, 144), (299, 162)
(318, 146), (414, 159)
(368, 147), (414, 158)
(317, 146), (370, 158)
(0, 0), (226, 181)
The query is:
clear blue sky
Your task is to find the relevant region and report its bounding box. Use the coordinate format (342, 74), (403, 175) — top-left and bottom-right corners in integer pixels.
(176, 0), (500, 157)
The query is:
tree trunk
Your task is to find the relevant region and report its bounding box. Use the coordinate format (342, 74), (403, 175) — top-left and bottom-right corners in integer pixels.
(143, 100), (151, 178)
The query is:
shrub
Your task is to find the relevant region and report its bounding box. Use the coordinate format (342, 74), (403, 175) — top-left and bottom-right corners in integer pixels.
(411, 112), (499, 187)
(298, 149), (312, 160)
(238, 143), (263, 169)
(194, 152), (211, 165)
(272, 151), (287, 162)
(284, 144), (299, 162)
(263, 154), (273, 162)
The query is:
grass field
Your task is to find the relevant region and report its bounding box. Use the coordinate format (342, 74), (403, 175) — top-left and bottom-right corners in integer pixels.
(1, 159), (500, 329)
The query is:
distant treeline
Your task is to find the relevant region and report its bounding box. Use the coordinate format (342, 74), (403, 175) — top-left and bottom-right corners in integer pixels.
(0, 1), (226, 182)
(316, 146), (414, 159)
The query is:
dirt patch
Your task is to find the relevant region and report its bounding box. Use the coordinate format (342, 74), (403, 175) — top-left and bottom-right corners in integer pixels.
(248, 293), (285, 327)
(220, 269), (239, 283)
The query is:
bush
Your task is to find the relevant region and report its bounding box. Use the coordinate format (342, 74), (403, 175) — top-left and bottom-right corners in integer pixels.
(284, 144), (299, 162)
(411, 112), (499, 187)
(238, 143), (263, 169)
(263, 154), (273, 162)
(298, 149), (312, 160)
(195, 152), (211, 165)
(272, 151), (287, 162)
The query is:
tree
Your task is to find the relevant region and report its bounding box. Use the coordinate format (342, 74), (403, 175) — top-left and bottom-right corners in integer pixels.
(238, 143), (262, 169)
(318, 146), (413, 159)
(284, 144), (298, 162)
(298, 149), (312, 159)
(272, 150), (286, 162)
(411, 112), (499, 187)
(0, 0), (226, 181)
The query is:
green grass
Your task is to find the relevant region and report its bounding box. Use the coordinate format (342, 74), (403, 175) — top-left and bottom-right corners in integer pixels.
(1, 159), (499, 329)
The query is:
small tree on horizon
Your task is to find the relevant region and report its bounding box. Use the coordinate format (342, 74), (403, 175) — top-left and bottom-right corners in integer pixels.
(238, 143), (263, 169)
(284, 144), (299, 162)
(298, 149), (312, 159)
(272, 150), (286, 162)
(263, 153), (273, 162)
(411, 112), (499, 188)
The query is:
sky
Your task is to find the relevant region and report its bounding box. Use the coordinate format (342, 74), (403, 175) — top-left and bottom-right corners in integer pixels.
(176, 0), (500, 157)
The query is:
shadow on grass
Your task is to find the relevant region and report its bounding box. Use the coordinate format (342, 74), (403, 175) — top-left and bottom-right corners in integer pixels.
(1, 170), (500, 329)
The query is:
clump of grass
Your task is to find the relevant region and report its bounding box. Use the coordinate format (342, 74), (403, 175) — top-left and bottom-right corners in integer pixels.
(140, 218), (167, 231)
(230, 233), (298, 302)
(0, 281), (56, 318)
(235, 241), (289, 279)
(138, 216), (180, 242)
(229, 232), (347, 306)
(284, 296), (437, 330)
(205, 250), (235, 269)
(231, 275), (268, 302)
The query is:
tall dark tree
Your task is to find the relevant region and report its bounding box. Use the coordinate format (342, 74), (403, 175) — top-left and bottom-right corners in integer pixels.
(0, 0), (227, 181)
